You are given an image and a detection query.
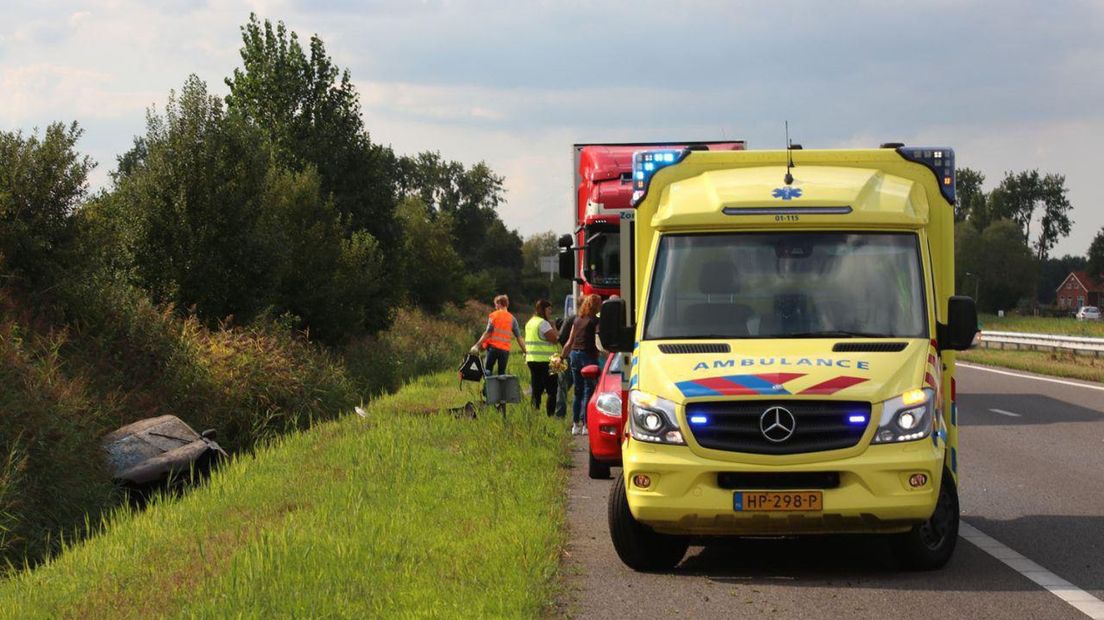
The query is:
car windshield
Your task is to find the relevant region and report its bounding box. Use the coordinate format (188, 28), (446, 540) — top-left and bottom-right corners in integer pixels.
(643, 232), (928, 340)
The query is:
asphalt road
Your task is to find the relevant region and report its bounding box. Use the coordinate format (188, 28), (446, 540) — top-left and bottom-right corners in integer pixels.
(562, 363), (1104, 619)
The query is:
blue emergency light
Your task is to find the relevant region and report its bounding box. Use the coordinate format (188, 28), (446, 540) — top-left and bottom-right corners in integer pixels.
(848, 414), (868, 425)
(631, 149), (687, 205)
(689, 414), (709, 425)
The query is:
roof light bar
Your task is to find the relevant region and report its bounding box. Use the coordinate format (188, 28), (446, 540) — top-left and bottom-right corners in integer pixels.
(631, 149), (688, 205)
(896, 146), (955, 204)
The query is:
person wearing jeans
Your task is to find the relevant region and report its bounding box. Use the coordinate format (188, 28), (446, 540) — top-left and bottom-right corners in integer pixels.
(562, 293), (601, 435)
(554, 312), (576, 418)
(471, 294), (527, 377)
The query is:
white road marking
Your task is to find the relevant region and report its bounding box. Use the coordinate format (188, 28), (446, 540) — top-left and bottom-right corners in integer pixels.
(961, 522), (1104, 619)
(988, 408), (1022, 417)
(958, 363), (1104, 393)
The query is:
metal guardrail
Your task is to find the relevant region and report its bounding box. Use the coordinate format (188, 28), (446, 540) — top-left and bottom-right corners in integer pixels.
(979, 330), (1104, 355)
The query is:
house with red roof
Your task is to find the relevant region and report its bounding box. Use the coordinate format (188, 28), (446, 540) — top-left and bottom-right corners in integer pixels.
(1056, 271), (1104, 311)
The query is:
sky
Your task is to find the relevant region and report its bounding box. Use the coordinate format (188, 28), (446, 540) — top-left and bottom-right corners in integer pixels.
(2, 0), (1102, 256)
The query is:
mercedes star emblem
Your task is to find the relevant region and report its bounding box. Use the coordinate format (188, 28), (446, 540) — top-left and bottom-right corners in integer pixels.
(760, 406), (796, 442)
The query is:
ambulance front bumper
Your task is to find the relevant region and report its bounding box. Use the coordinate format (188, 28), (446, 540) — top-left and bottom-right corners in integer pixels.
(624, 441), (943, 536)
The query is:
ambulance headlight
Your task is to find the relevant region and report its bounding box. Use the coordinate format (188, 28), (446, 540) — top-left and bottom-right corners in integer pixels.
(629, 390), (686, 445)
(873, 388), (935, 444)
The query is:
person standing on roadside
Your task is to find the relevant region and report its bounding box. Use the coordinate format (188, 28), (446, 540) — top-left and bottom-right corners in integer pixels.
(524, 299), (559, 416)
(562, 293), (601, 435)
(554, 306), (577, 418)
(471, 294), (527, 376)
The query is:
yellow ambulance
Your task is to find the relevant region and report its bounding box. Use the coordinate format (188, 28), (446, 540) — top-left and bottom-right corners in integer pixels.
(598, 145), (977, 571)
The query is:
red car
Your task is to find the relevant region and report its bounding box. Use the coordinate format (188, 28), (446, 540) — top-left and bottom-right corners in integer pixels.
(583, 354), (627, 479)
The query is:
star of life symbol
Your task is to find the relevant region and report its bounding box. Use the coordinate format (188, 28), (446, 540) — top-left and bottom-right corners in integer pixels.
(772, 186), (803, 200)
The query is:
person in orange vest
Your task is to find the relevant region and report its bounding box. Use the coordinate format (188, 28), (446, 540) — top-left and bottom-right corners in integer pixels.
(470, 294), (528, 377)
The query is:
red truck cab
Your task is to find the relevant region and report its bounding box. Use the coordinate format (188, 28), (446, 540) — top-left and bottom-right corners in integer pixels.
(561, 142), (746, 302)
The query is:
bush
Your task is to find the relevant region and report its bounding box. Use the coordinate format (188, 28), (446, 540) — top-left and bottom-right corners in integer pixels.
(0, 282), (485, 571)
(342, 301), (487, 398)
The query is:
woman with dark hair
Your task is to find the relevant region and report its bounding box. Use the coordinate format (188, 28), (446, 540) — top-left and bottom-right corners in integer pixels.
(562, 293), (601, 435)
(524, 299), (559, 416)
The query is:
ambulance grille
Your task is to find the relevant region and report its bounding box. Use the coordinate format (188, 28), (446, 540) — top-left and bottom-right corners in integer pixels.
(658, 343), (730, 354)
(686, 401), (871, 455)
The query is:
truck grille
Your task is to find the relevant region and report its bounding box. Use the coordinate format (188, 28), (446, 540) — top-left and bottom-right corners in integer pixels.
(686, 401), (871, 455)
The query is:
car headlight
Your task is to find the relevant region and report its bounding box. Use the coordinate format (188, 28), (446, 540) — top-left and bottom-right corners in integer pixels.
(872, 388), (935, 444)
(628, 390), (686, 445)
(595, 392), (622, 417)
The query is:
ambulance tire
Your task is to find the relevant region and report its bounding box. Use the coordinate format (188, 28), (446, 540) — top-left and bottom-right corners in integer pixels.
(891, 470), (959, 571)
(608, 473), (689, 572)
(588, 452), (611, 479)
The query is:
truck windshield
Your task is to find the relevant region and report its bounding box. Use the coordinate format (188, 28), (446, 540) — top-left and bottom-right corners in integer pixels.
(586, 228), (620, 288)
(643, 232), (928, 340)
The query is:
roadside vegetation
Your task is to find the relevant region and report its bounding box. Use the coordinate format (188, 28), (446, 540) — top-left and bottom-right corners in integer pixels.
(977, 313), (1104, 338)
(0, 284), (484, 572)
(954, 168), (1103, 316)
(959, 348), (1104, 384)
(0, 368), (570, 618)
(1, 13), (569, 572)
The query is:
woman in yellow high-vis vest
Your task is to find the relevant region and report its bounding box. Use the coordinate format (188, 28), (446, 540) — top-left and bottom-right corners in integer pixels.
(524, 299), (560, 416)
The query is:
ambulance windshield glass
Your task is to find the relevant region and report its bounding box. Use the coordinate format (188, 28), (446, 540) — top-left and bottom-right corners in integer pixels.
(643, 232), (927, 340)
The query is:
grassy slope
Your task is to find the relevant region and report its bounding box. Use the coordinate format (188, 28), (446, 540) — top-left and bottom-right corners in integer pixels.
(0, 365), (570, 618)
(959, 348), (1104, 384)
(979, 313), (1104, 338)
(964, 314), (1104, 383)
(0, 285), (486, 570)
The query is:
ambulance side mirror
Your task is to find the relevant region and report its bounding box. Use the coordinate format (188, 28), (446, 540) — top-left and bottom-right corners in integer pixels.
(599, 299), (634, 353)
(557, 234), (576, 281)
(942, 296), (978, 351)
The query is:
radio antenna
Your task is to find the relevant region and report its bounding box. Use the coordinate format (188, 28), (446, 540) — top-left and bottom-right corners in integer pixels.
(784, 120), (795, 185)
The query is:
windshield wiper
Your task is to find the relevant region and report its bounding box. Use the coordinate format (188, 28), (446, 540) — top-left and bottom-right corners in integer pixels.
(784, 331), (896, 339)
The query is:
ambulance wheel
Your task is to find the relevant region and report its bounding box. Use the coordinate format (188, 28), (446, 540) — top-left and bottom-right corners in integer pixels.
(608, 473), (688, 572)
(588, 452), (611, 479)
(892, 470), (959, 571)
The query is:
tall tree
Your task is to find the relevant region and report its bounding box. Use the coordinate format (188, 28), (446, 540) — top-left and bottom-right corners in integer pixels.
(988, 169), (1074, 262)
(955, 167), (986, 225)
(396, 151), (521, 297)
(110, 75), (274, 322)
(1088, 227), (1104, 281)
(395, 196), (464, 312)
(0, 123), (95, 286)
(225, 14), (399, 249)
(955, 219), (1037, 312)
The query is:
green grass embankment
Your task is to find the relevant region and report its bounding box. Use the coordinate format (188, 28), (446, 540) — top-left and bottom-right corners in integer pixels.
(979, 313), (1104, 338)
(0, 283), (486, 570)
(0, 365), (570, 618)
(959, 348), (1104, 384)
(963, 313), (1104, 383)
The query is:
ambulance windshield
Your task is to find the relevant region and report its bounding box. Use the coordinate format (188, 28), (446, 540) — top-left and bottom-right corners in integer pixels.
(643, 232), (928, 340)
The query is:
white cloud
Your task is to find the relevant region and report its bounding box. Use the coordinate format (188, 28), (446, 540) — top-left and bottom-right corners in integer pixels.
(0, 0), (1102, 257)
(0, 64), (160, 125)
